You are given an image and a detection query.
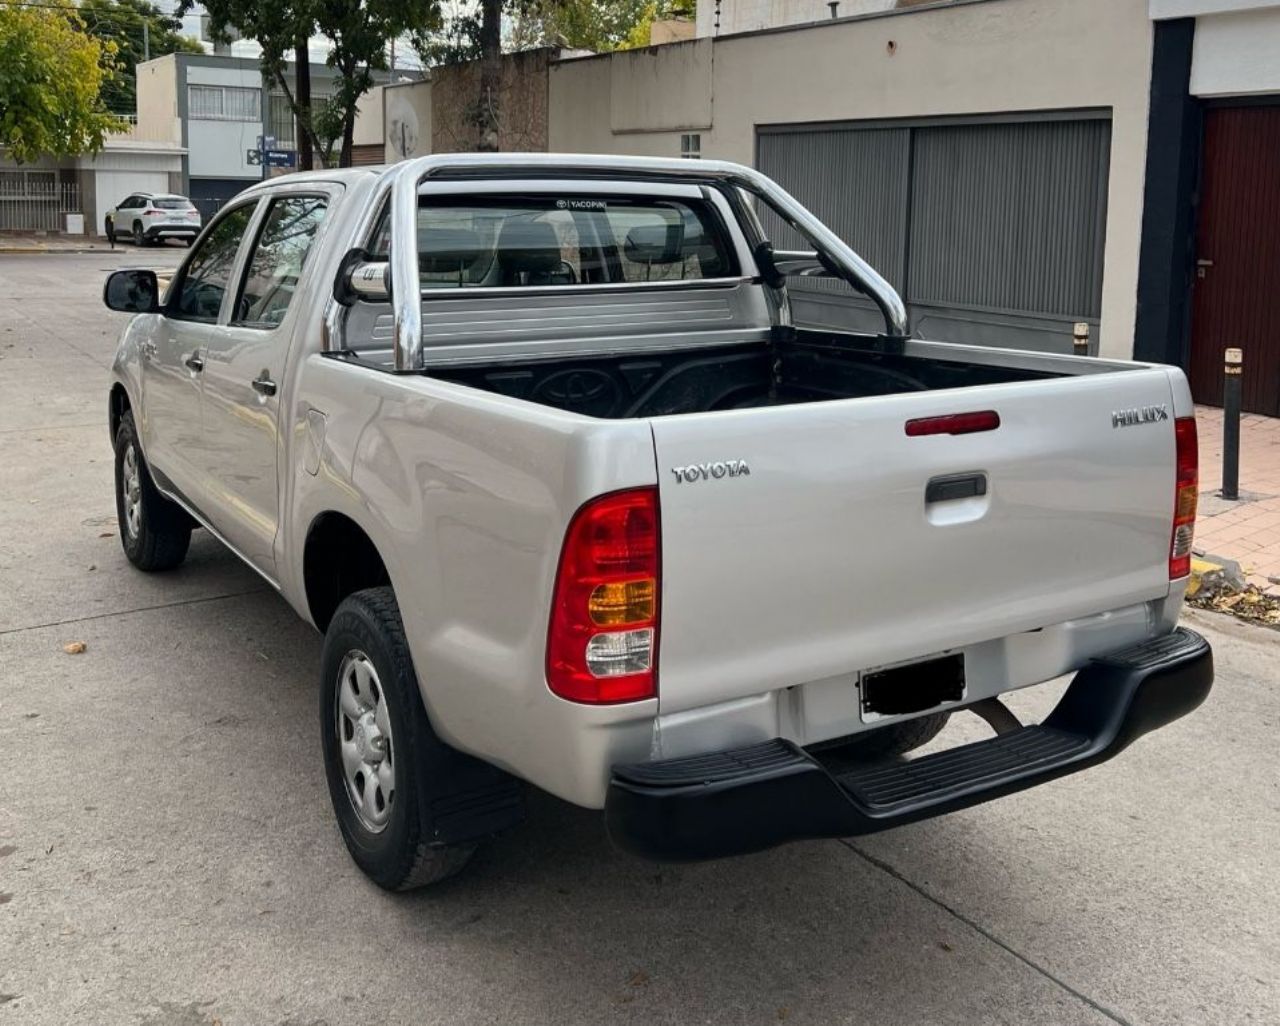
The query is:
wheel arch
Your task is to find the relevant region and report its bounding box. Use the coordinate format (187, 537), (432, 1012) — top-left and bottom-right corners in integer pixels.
(303, 511), (393, 632)
(109, 382), (132, 442)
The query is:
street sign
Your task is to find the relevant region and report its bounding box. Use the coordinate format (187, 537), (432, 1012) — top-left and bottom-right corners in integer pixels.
(256, 134), (277, 151)
(246, 149), (262, 166)
(264, 149), (297, 168)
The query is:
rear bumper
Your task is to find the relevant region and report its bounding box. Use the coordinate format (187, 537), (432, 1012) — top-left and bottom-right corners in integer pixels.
(143, 225), (198, 240)
(605, 627), (1213, 861)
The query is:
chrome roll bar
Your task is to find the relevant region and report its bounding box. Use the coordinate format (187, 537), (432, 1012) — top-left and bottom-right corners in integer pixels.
(351, 153), (909, 373)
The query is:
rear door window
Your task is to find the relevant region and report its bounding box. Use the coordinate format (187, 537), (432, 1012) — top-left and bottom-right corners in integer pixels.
(370, 195), (737, 289)
(232, 195), (330, 327)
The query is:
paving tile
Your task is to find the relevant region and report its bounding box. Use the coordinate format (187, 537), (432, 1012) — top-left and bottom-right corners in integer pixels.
(1194, 406), (1280, 574)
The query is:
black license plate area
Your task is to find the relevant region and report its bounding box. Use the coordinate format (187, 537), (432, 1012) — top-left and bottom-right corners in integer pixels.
(861, 654), (965, 717)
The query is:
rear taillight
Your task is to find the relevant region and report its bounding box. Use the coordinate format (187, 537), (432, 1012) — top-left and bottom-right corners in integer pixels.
(144, 209), (162, 216)
(547, 488), (660, 703)
(1170, 416), (1198, 579)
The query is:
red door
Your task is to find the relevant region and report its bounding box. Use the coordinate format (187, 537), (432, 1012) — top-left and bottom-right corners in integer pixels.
(1189, 107), (1280, 416)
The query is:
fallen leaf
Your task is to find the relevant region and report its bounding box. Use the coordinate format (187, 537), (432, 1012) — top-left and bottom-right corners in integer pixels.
(98, 532), (113, 538)
(63, 641), (87, 655)
(627, 970), (650, 988)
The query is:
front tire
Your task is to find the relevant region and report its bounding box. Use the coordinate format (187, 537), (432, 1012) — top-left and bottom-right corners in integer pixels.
(321, 587), (477, 890)
(114, 411), (191, 571)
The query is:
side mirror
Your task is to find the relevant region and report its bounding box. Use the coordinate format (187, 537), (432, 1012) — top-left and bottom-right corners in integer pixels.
(103, 269), (161, 314)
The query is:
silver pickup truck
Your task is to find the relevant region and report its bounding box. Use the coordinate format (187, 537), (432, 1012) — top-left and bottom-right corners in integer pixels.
(104, 154), (1213, 890)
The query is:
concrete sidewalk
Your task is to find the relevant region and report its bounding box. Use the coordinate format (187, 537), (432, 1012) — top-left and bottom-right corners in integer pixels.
(0, 233), (120, 254)
(1194, 406), (1280, 595)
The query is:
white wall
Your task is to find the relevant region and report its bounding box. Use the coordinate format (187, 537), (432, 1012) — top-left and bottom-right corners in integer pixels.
(554, 0), (1155, 358)
(1150, 0), (1280, 17)
(384, 81), (432, 162)
(1189, 8), (1280, 95)
(353, 85), (385, 147)
(185, 64), (266, 180)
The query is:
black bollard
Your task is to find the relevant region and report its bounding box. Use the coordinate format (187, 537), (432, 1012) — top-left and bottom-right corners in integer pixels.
(1222, 347), (1242, 501)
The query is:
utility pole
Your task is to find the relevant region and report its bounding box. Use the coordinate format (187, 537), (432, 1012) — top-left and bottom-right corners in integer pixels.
(143, 20), (150, 61)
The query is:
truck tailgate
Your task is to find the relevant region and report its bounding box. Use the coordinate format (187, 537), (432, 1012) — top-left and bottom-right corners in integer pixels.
(650, 369), (1179, 714)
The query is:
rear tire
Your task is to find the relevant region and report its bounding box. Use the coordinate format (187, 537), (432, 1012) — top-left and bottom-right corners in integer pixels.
(321, 587), (477, 890)
(113, 411), (191, 571)
(816, 712), (951, 762)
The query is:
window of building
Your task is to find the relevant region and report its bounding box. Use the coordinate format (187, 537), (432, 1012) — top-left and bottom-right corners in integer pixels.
(189, 85), (262, 122)
(680, 133), (701, 159)
(267, 91), (332, 147)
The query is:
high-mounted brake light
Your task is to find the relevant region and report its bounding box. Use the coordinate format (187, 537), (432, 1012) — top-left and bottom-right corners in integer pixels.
(547, 488), (660, 704)
(1170, 416), (1198, 579)
(905, 411), (1001, 437)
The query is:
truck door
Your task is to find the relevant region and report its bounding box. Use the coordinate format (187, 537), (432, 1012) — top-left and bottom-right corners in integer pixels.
(196, 192), (331, 576)
(141, 201), (258, 510)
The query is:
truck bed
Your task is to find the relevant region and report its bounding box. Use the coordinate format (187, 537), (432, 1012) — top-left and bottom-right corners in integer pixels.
(427, 329), (1122, 419)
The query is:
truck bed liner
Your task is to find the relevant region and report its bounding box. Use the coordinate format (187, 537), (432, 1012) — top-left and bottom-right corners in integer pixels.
(432, 330), (1065, 419)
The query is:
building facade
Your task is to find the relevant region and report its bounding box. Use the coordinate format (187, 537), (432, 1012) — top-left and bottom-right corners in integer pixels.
(133, 53), (377, 221)
(1142, 0), (1280, 414)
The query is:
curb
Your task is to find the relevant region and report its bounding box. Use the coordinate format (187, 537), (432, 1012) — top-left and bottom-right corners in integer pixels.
(0, 246), (120, 255)
(1186, 555), (1243, 598)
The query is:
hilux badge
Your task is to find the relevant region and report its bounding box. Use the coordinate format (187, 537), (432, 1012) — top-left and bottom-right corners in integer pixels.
(1111, 405), (1169, 428)
(671, 460), (751, 483)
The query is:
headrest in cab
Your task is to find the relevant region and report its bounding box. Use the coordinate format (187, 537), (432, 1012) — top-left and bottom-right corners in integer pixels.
(624, 223), (686, 265)
(418, 227), (484, 272)
(496, 219), (564, 274)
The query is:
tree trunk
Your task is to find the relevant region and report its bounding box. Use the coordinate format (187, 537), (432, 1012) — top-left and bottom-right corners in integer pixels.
(477, 0), (501, 152)
(339, 107), (355, 167)
(295, 36), (313, 171)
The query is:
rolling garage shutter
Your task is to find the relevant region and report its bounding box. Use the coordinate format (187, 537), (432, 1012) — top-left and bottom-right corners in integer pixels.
(757, 112), (1111, 352)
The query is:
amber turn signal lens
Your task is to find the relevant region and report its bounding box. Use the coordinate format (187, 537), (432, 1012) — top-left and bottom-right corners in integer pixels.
(588, 579), (655, 626)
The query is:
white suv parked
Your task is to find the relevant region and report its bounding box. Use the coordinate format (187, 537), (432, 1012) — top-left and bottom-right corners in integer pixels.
(104, 193), (202, 246)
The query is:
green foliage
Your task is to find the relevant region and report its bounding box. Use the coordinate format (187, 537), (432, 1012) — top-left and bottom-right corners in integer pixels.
(80, 0), (203, 114)
(622, 0), (695, 49)
(415, 0), (695, 66)
(0, 0), (125, 162)
(189, 0), (441, 166)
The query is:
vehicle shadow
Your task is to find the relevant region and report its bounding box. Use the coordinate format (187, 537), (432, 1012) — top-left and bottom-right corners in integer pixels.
(162, 582), (1090, 1024)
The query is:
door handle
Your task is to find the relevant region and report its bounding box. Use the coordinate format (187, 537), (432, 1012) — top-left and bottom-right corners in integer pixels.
(926, 472), (987, 503)
(184, 353), (204, 372)
(252, 374), (277, 397)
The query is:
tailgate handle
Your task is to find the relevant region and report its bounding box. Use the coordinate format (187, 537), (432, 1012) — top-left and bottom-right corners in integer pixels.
(926, 472), (987, 504)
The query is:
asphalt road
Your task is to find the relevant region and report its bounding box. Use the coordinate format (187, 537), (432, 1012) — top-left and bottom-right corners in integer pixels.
(1, 252), (1277, 1026)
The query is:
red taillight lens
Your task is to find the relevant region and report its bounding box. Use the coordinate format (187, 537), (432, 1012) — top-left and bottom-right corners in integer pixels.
(547, 488), (660, 704)
(905, 410), (1001, 437)
(1170, 416), (1199, 579)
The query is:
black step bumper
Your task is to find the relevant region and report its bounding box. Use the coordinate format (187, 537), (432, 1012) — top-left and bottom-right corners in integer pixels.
(606, 627), (1212, 862)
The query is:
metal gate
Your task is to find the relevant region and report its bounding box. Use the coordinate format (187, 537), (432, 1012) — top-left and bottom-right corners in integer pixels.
(0, 170), (81, 232)
(1189, 106), (1280, 416)
(757, 112), (1112, 353)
